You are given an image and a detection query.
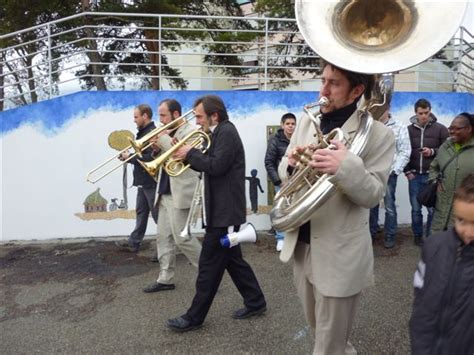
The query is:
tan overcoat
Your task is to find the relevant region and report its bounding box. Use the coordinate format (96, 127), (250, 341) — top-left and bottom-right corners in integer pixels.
(279, 108), (395, 297)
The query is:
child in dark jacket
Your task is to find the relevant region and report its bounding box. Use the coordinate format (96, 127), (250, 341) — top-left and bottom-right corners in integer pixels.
(409, 173), (474, 355)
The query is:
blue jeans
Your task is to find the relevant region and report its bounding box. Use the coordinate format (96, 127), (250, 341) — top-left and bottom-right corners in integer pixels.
(370, 173), (398, 239)
(408, 174), (434, 238)
(274, 185), (284, 242)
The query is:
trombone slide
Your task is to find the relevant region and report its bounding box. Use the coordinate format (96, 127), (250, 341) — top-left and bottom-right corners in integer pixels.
(180, 179), (203, 239)
(85, 109), (196, 184)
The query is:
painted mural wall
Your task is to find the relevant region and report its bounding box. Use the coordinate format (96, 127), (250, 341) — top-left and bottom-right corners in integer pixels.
(1, 91), (472, 241)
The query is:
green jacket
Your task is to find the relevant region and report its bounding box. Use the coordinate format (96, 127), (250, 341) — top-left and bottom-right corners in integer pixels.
(429, 136), (474, 232)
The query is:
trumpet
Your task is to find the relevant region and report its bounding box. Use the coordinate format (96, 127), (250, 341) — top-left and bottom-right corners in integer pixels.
(180, 178), (203, 239)
(138, 129), (210, 177)
(86, 109), (196, 183)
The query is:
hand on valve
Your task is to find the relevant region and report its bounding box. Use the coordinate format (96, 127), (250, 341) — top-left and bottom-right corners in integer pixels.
(309, 140), (347, 175)
(173, 143), (192, 161)
(287, 146), (307, 168)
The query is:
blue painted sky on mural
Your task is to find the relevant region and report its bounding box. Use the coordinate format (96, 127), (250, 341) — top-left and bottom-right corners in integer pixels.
(1, 91), (472, 135)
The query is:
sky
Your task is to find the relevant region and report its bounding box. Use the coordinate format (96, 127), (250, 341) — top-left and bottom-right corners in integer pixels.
(462, 2), (473, 32)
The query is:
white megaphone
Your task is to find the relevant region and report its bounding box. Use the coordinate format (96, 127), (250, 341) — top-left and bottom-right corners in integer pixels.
(220, 223), (257, 248)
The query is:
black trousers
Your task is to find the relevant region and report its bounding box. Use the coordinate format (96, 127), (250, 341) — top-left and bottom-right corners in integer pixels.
(129, 185), (158, 246)
(185, 226), (266, 325)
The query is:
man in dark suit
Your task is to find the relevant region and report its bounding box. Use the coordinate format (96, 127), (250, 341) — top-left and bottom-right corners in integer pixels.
(167, 94), (267, 332)
(115, 104), (158, 252)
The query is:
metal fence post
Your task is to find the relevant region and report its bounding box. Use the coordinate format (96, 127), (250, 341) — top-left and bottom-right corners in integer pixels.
(47, 23), (52, 98)
(158, 15), (162, 91)
(264, 18), (268, 91)
(456, 27), (464, 92)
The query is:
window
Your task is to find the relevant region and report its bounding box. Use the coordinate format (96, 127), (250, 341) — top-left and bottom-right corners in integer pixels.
(235, 0), (255, 5)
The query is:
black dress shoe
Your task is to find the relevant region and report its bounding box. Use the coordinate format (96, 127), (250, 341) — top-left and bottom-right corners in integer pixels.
(232, 305), (267, 319)
(115, 240), (139, 253)
(414, 236), (424, 247)
(166, 316), (202, 332)
(143, 282), (175, 293)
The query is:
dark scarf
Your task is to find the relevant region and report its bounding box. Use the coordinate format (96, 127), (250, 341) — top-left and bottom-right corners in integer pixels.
(319, 100), (358, 134)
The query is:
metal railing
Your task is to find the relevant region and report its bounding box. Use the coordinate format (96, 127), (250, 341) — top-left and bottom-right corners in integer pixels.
(0, 12), (472, 111)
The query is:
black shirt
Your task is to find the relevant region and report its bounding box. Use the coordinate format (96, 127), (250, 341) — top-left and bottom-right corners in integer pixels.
(157, 129), (177, 195)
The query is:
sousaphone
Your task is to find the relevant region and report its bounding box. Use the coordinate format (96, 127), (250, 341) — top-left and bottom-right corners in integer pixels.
(270, 0), (468, 231)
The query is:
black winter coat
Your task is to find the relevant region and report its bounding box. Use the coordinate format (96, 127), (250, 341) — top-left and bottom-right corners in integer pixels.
(264, 128), (290, 185)
(404, 114), (449, 174)
(409, 228), (474, 355)
(186, 120), (246, 228)
(129, 121), (157, 188)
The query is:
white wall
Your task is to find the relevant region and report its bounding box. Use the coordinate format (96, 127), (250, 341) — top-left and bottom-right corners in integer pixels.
(1, 91), (472, 241)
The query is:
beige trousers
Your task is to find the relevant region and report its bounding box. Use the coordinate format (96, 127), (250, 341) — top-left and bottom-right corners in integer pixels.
(156, 195), (201, 284)
(293, 242), (360, 355)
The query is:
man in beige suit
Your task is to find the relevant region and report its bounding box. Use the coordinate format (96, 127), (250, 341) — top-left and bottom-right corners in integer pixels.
(143, 98), (202, 293)
(278, 62), (395, 354)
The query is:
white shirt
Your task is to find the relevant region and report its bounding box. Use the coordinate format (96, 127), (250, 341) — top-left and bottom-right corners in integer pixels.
(385, 116), (411, 175)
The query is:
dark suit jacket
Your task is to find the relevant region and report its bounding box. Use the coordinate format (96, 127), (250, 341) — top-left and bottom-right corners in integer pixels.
(186, 120), (246, 228)
(129, 121), (157, 188)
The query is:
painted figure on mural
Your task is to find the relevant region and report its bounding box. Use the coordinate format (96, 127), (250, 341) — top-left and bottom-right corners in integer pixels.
(246, 169), (264, 214)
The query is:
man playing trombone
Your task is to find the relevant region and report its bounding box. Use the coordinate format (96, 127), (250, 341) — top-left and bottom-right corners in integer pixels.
(115, 104), (158, 253)
(142, 98), (202, 293)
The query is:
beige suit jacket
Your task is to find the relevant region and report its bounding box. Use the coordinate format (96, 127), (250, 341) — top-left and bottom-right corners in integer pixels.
(154, 122), (200, 210)
(278, 108), (395, 297)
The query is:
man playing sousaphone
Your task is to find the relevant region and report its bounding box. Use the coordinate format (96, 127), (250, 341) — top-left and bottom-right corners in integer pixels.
(275, 0), (467, 351)
(278, 61), (395, 354)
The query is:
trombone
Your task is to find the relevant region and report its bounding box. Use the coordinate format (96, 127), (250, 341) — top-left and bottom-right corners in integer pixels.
(179, 177), (203, 239)
(86, 109), (196, 183)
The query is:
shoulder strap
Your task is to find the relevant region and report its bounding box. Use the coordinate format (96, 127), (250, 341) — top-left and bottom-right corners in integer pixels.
(440, 145), (473, 175)
(439, 154), (457, 174)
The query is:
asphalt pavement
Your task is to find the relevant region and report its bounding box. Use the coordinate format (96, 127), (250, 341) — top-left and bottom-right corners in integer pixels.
(0, 228), (420, 354)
